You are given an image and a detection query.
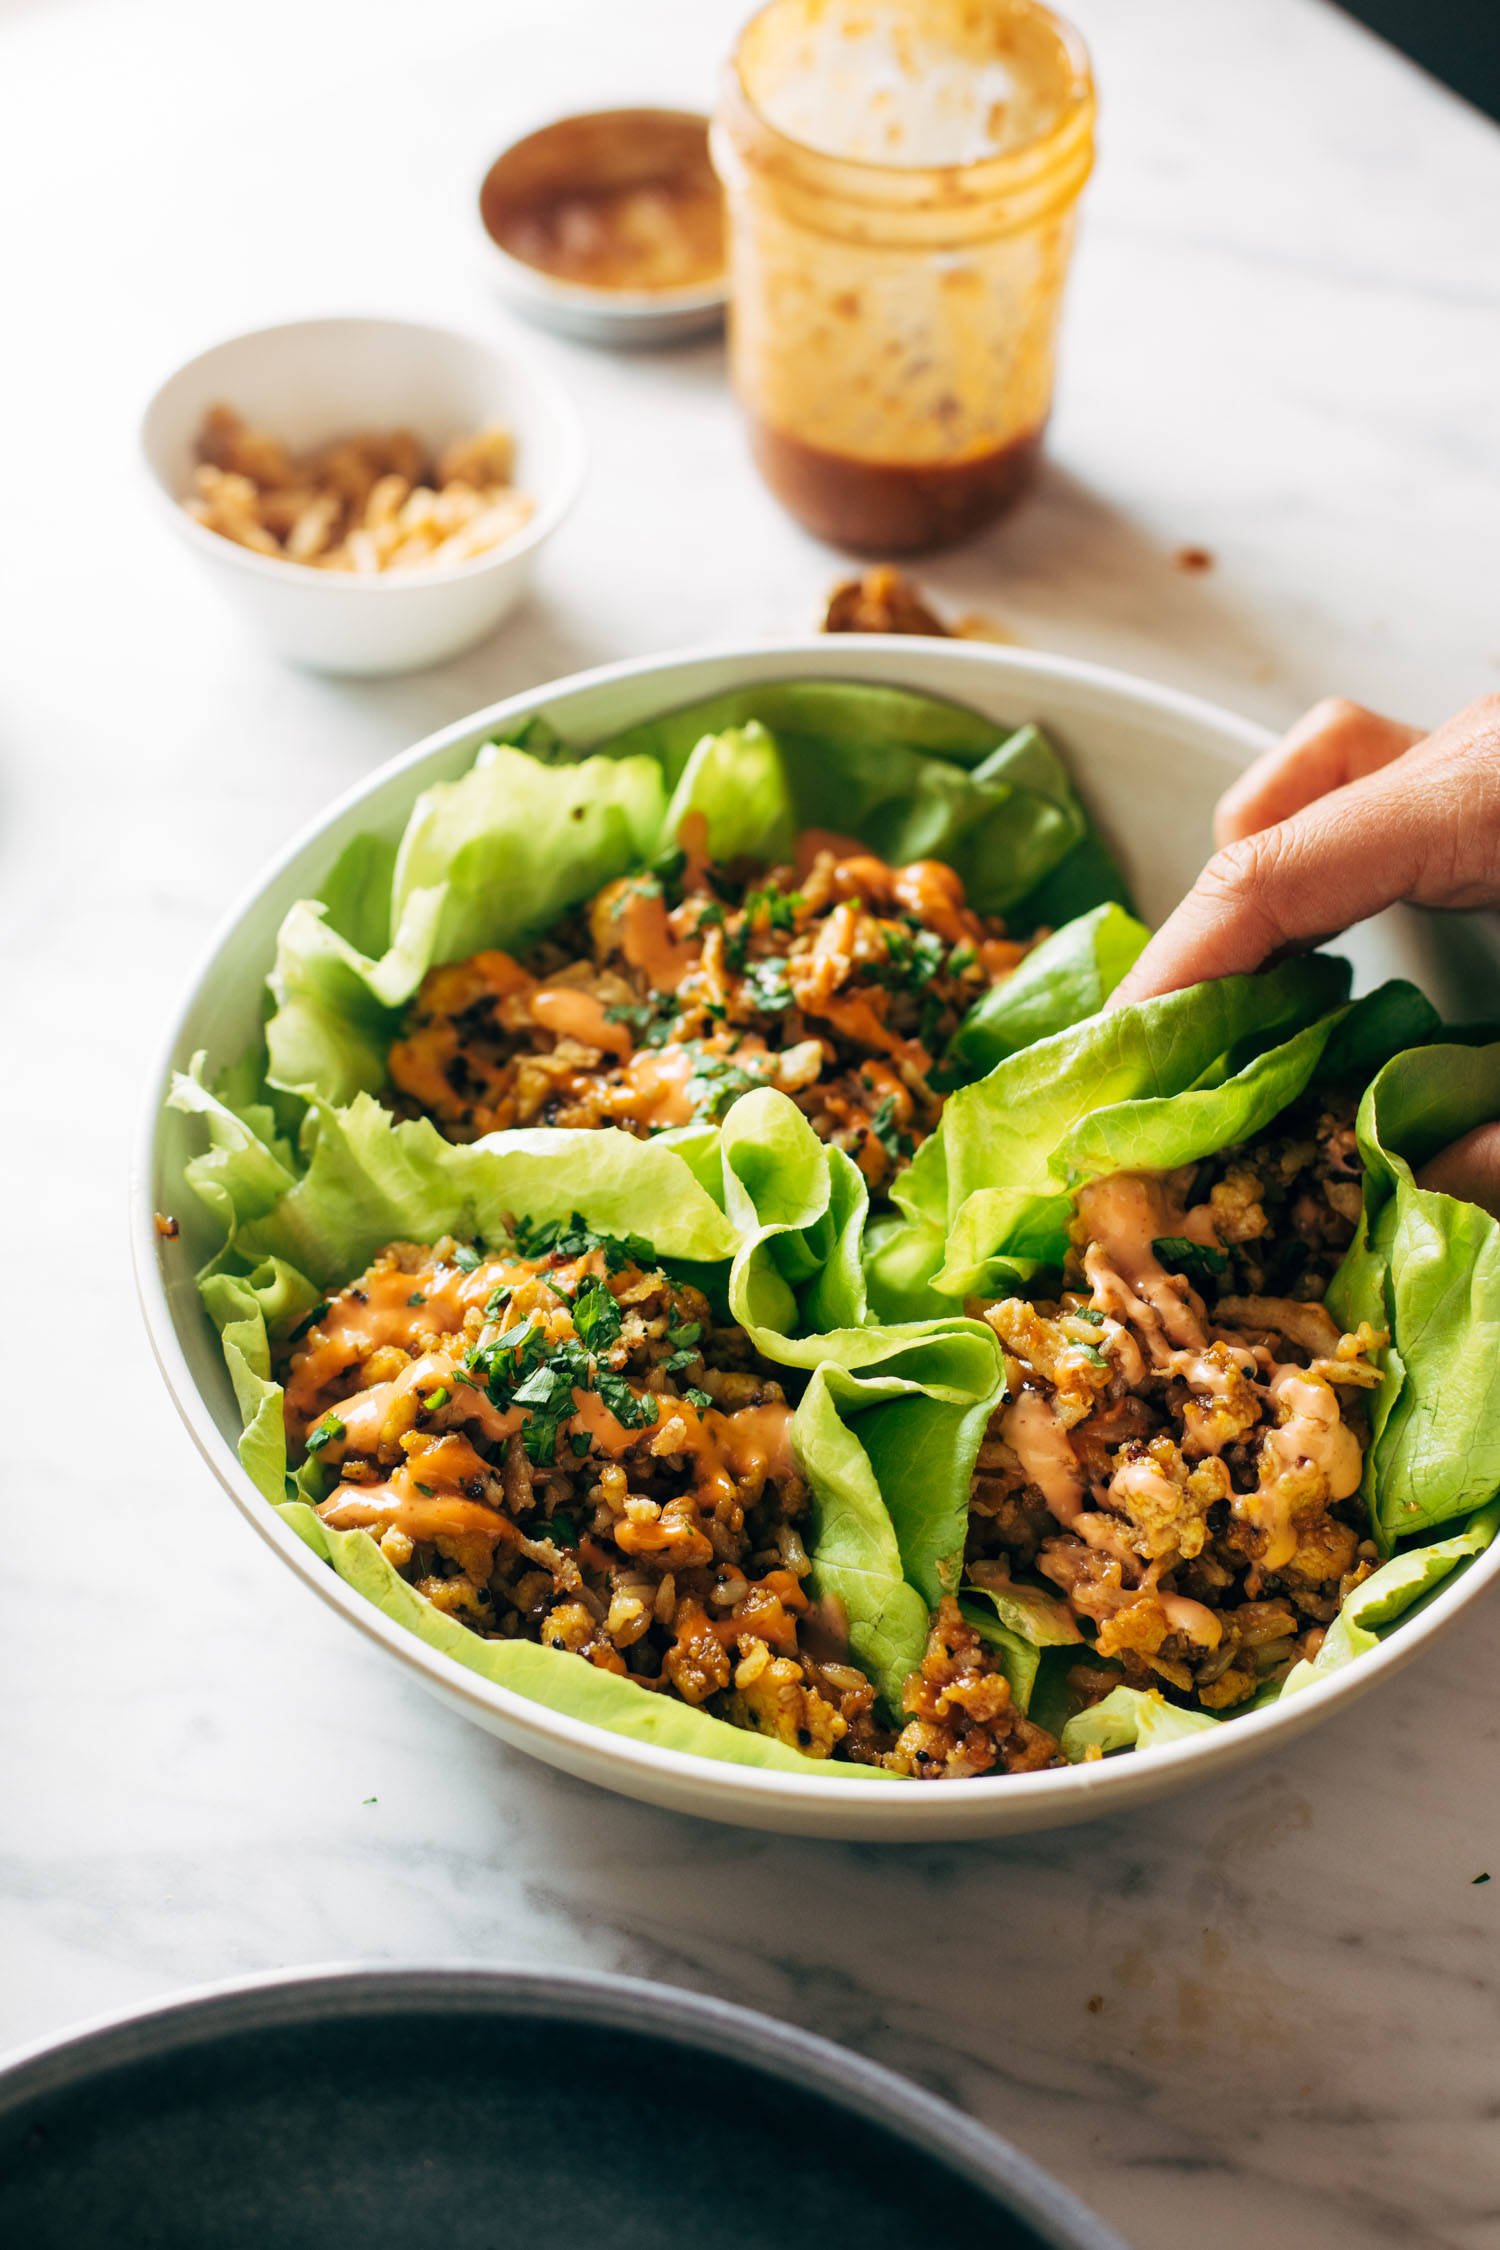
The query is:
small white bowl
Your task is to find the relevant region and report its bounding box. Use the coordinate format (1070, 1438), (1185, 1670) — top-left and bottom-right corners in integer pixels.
(139, 314), (585, 676)
(476, 109), (728, 348)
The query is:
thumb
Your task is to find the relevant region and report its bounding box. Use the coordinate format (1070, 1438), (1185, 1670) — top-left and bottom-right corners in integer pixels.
(1111, 760), (1433, 1004)
(1415, 1122), (1500, 1222)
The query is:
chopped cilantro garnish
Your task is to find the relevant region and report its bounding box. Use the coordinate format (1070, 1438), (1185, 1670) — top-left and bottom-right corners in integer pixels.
(513, 1362), (576, 1465)
(547, 1511), (579, 1546)
(1072, 1306), (1106, 1326)
(407, 1291), (427, 1307)
(603, 999), (668, 1040)
(1153, 1236), (1230, 1288)
(571, 1274), (623, 1352)
(726, 882), (804, 968)
(664, 1347), (700, 1373)
(879, 922), (947, 992)
(746, 956), (794, 1013)
(683, 1387), (714, 1412)
(483, 1282), (513, 1320)
(869, 1095), (909, 1167)
(452, 1244), (483, 1272)
(596, 1370), (659, 1430)
(512, 1362), (564, 1406)
(1076, 1344), (1109, 1370)
(947, 941), (978, 975)
(667, 1319), (701, 1349)
(569, 1432), (594, 1459)
(513, 1210), (658, 1274)
(304, 1414), (345, 1455)
(467, 1316), (544, 1402)
(696, 900), (725, 930)
(288, 1299), (330, 1342)
(687, 1052), (763, 1122)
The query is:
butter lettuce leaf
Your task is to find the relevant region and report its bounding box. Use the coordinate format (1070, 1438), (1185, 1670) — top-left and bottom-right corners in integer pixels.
(258, 679), (1132, 1114)
(267, 742), (665, 1106)
(1060, 1688), (1219, 1761)
(1327, 1039), (1500, 1544)
(169, 1071), (1005, 1768)
(1281, 1502), (1500, 1695)
(893, 967), (1436, 1298)
(946, 902), (1149, 1077)
(595, 686), (1125, 923)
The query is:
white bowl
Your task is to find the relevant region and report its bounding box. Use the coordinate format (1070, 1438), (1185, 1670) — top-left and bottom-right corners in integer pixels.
(139, 315), (585, 676)
(133, 639), (1499, 1839)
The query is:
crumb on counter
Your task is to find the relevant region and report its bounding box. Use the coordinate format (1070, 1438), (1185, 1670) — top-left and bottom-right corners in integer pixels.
(1172, 545), (1215, 573)
(154, 1212), (180, 1239)
(822, 565), (1015, 643)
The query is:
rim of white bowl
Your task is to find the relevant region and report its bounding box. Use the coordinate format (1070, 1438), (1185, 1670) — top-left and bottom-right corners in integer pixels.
(131, 636), (1500, 1824)
(137, 311), (587, 592)
(477, 227), (729, 320)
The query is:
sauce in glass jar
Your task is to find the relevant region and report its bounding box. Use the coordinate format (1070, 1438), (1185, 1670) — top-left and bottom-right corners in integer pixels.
(712, 0), (1094, 553)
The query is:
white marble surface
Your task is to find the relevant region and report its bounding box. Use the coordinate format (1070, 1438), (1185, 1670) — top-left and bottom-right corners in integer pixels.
(4, 0), (1499, 2243)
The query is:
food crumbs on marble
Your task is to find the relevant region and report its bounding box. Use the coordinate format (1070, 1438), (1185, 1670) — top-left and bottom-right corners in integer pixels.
(1086, 1994), (1104, 2014)
(363, 1796), (378, 1805)
(1472, 1872), (1490, 1884)
(821, 565), (1015, 643)
(1172, 544), (1215, 573)
(154, 1211), (180, 1238)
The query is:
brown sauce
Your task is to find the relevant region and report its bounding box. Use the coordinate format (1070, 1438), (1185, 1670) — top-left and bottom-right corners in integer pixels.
(481, 109), (725, 296)
(747, 418), (1045, 554)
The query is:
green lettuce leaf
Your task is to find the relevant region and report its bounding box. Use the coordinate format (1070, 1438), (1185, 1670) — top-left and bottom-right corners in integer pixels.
(960, 1572), (1084, 1715)
(169, 1070), (1005, 1771)
(792, 1370), (933, 1708)
(661, 720), (798, 866)
(266, 744), (665, 1105)
(895, 967), (1436, 1297)
(258, 679), (1132, 1114)
(717, 1090), (1005, 1644)
(1060, 1688), (1220, 1761)
(964, 1574), (1083, 1648)
(390, 742), (666, 967)
(1327, 1039), (1500, 1544)
(945, 902), (1149, 1076)
(595, 686), (1124, 922)
(1281, 1502), (1500, 1695)
(960, 1602), (1044, 1711)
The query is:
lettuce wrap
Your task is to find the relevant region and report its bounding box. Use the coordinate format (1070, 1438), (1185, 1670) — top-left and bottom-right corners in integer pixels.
(874, 961), (1439, 1309)
(868, 964), (1500, 1759)
(170, 1070), (1004, 1777)
(259, 680), (1133, 1114)
(1326, 1039), (1500, 1549)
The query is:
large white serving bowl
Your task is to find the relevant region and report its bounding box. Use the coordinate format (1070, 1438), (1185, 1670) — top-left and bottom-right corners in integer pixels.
(134, 638), (1499, 1840)
(139, 315), (584, 676)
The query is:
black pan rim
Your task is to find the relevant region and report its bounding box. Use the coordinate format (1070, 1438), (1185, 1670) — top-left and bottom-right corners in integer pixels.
(0, 1962), (1127, 2250)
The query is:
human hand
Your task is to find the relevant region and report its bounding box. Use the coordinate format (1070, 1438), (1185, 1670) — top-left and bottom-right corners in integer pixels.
(1109, 694), (1500, 1216)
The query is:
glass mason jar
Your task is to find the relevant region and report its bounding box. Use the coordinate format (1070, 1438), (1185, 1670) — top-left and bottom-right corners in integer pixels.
(712, 0), (1095, 554)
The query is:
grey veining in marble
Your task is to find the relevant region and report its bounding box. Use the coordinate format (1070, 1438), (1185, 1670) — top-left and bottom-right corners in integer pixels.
(3, 3), (1499, 2247)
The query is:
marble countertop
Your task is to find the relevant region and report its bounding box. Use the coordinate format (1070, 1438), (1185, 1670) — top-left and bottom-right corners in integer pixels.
(4, 1), (1498, 2243)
